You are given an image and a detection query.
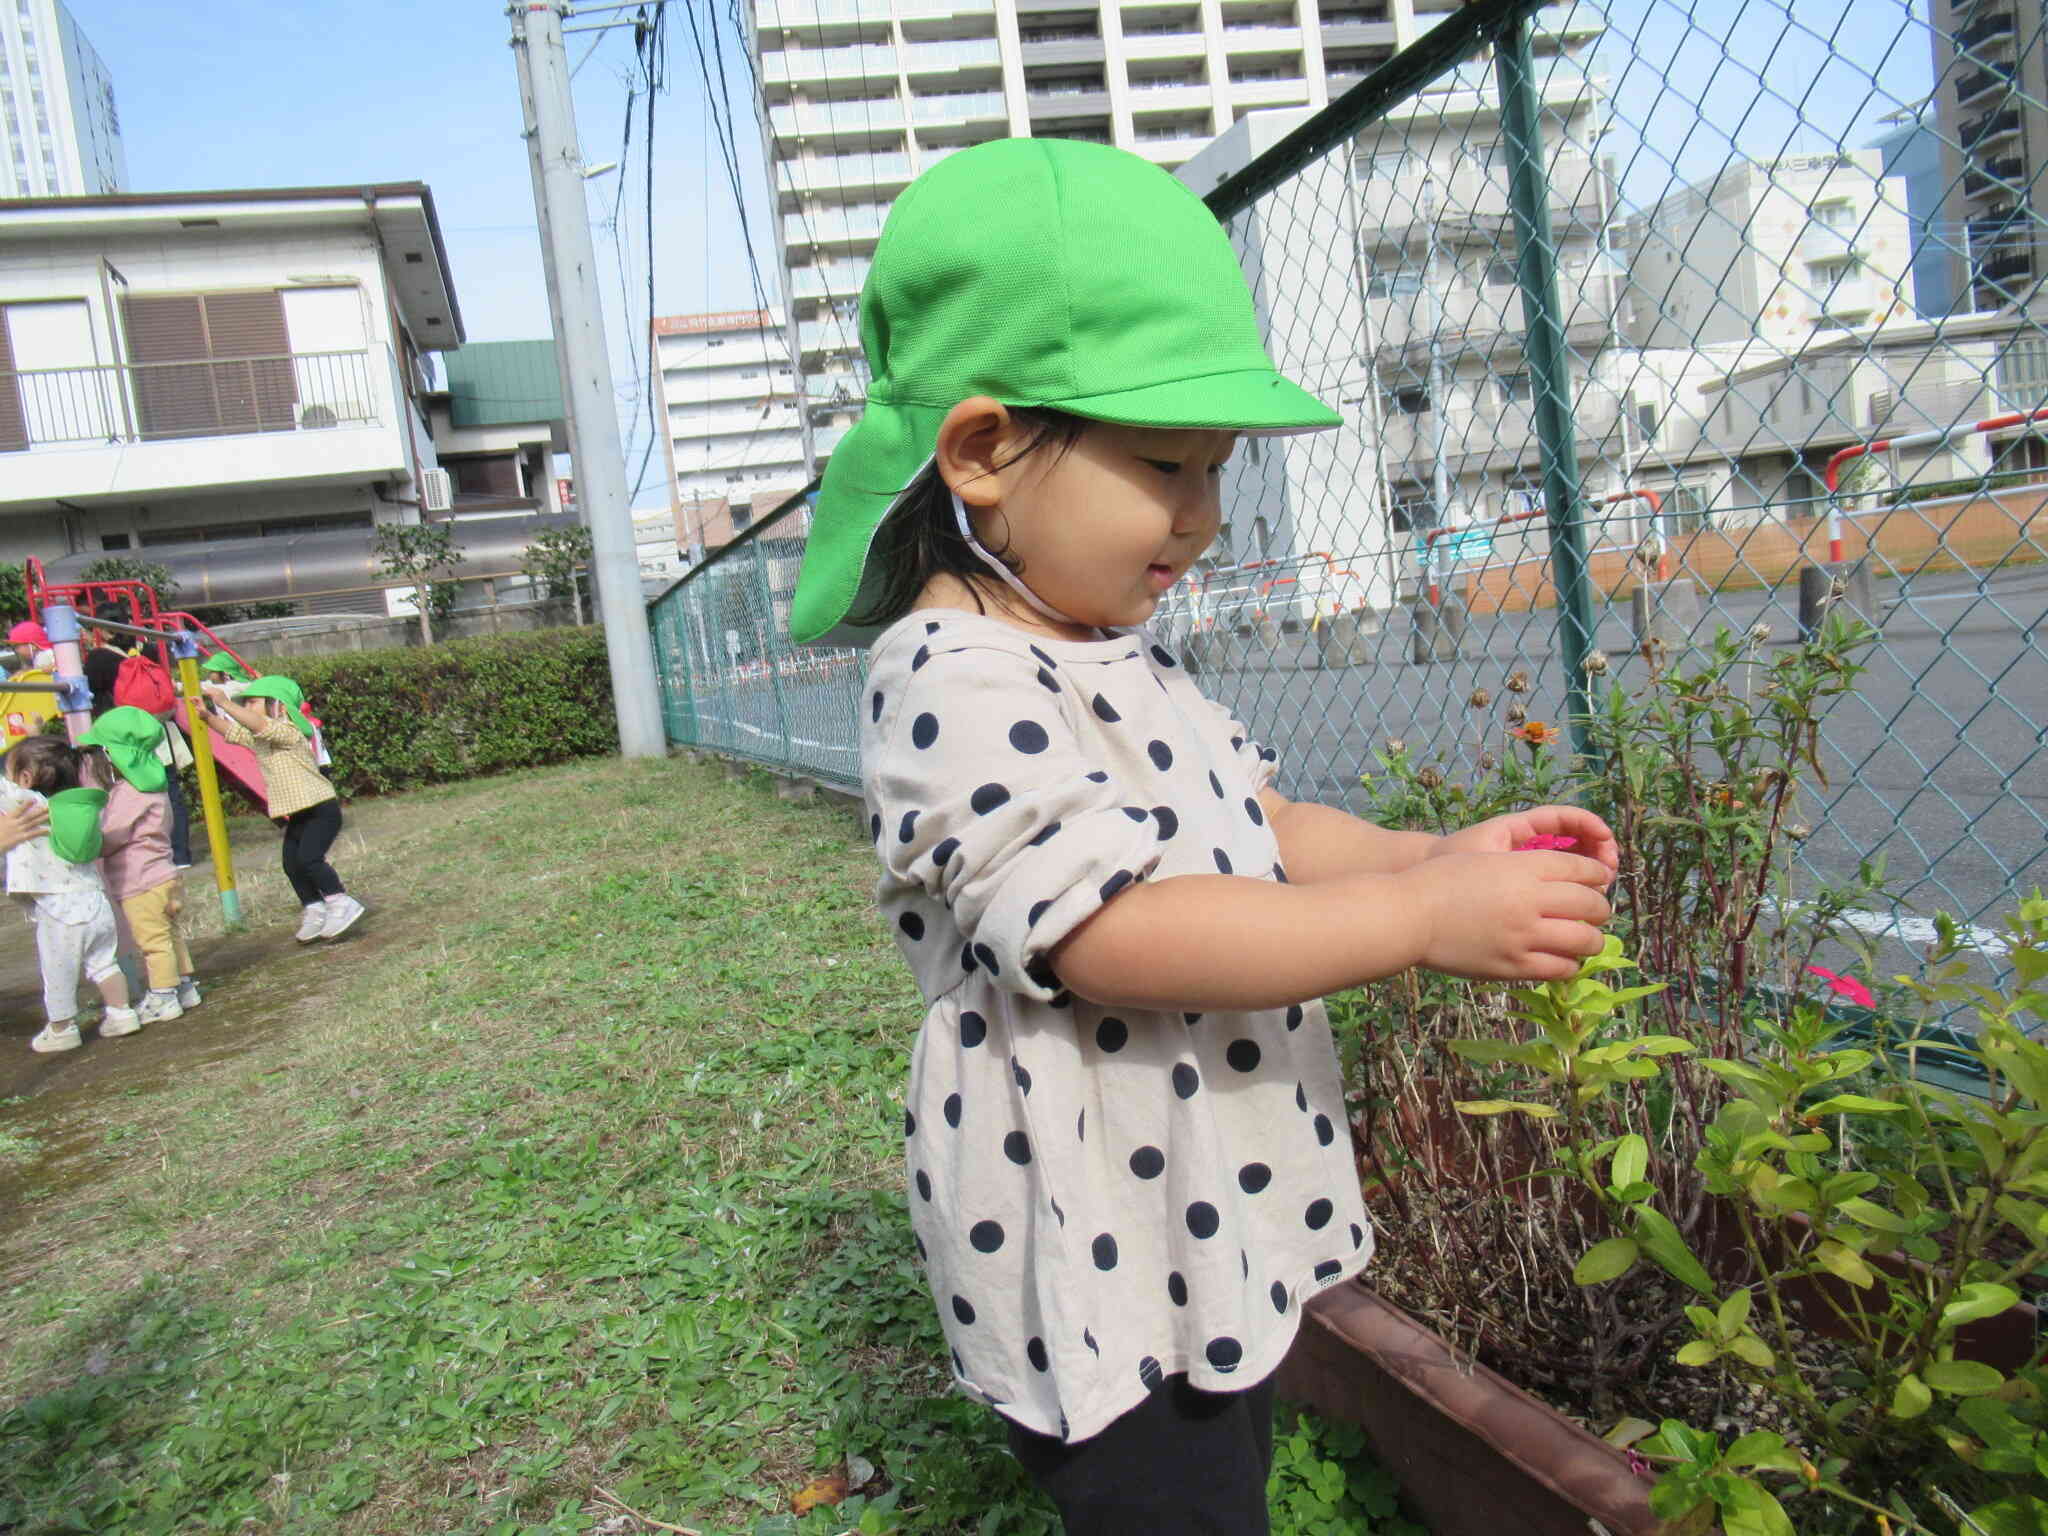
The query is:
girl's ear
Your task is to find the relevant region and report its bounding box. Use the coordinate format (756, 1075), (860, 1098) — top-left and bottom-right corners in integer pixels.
(936, 397), (1027, 509)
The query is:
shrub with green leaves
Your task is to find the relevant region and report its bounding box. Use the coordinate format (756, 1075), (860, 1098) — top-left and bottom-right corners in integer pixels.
(287, 629), (616, 796)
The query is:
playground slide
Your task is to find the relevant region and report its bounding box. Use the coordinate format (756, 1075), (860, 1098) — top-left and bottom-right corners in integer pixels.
(179, 715), (271, 817)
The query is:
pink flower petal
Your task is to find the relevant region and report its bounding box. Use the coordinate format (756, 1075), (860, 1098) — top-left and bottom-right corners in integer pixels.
(1805, 965), (1875, 1009)
(1516, 834), (1580, 852)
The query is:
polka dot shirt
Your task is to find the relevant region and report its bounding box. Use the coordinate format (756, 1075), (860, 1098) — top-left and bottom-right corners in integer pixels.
(862, 610), (1374, 1443)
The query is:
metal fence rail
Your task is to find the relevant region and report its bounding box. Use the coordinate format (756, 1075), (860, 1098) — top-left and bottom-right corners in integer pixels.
(648, 0), (2048, 991)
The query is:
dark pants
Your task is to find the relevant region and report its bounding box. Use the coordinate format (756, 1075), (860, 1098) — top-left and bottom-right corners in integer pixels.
(280, 800), (345, 905)
(1005, 1372), (1278, 1535)
(165, 769), (192, 867)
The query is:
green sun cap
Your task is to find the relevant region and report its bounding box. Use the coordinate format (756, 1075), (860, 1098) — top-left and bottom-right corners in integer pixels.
(239, 674), (313, 737)
(79, 705), (169, 793)
(200, 651), (254, 682)
(788, 137), (1340, 648)
(48, 786), (108, 864)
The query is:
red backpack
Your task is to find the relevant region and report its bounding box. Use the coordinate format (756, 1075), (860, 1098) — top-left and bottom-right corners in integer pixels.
(113, 652), (179, 718)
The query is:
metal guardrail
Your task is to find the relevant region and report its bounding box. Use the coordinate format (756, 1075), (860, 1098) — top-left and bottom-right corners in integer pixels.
(0, 349), (379, 449)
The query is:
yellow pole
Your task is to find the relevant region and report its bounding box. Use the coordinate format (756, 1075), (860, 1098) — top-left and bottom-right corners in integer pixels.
(176, 653), (242, 927)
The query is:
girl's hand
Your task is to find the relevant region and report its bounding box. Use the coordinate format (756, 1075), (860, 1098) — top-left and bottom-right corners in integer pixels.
(1401, 849), (1613, 981)
(1433, 806), (1619, 880)
(0, 801), (49, 852)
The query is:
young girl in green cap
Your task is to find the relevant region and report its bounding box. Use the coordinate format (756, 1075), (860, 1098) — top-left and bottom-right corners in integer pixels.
(789, 137), (1621, 1532)
(200, 675), (365, 943)
(79, 705), (201, 1023)
(2, 736), (139, 1052)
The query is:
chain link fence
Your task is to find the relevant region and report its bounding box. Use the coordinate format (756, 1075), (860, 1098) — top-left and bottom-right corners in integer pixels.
(649, 0), (2046, 993)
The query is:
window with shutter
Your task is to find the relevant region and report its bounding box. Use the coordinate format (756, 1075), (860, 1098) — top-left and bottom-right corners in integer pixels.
(120, 289), (296, 440)
(0, 314), (26, 454)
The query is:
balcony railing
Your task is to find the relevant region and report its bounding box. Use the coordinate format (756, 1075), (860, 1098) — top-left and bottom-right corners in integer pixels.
(1961, 106), (2021, 150)
(1957, 8), (2016, 49)
(0, 349), (378, 453)
(1963, 154), (2027, 199)
(1955, 62), (2013, 106)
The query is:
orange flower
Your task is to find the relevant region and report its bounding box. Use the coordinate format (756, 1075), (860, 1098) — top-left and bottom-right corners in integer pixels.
(1508, 719), (1559, 747)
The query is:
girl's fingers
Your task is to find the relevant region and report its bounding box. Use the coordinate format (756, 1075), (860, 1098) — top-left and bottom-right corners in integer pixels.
(1529, 918), (1608, 960)
(1540, 881), (1611, 924)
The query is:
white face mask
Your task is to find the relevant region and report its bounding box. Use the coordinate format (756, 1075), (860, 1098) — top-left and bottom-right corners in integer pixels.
(951, 489), (1091, 631)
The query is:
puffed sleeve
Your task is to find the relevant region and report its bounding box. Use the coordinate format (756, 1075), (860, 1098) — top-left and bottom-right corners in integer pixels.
(1194, 690), (1280, 795)
(865, 643), (1171, 1002)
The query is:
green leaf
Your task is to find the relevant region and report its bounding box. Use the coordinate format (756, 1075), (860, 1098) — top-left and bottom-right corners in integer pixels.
(1721, 1483), (1796, 1536)
(1890, 1373), (1932, 1419)
(1835, 1196), (1911, 1232)
(1675, 1339), (1719, 1367)
(1717, 1288), (1752, 1335)
(1643, 1420), (1717, 1466)
(1941, 1282), (2021, 1330)
(1453, 1099), (1560, 1119)
(1812, 1240), (1875, 1289)
(1632, 1206), (1717, 1297)
(1573, 1237), (1640, 1286)
(1923, 1358), (2005, 1396)
(1727, 1334), (1776, 1369)
(1957, 1497), (2048, 1536)
(1446, 1038), (1554, 1068)
(1802, 1094), (1906, 1116)
(1610, 1134), (1649, 1192)
(1723, 1432), (1799, 1473)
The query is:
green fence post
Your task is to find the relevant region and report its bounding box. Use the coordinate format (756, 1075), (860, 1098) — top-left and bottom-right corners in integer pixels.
(1494, 12), (1599, 757)
(751, 537), (792, 770)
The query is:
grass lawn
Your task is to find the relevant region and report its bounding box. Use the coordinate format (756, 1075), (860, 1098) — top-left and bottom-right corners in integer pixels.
(0, 756), (1418, 1535)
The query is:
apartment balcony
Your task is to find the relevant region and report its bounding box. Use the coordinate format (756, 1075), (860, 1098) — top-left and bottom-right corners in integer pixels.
(1217, 23), (1303, 54)
(1229, 75), (1311, 111)
(1132, 133), (1215, 167)
(1963, 153), (2026, 200)
(756, 0), (883, 39)
(1955, 62), (2014, 108)
(1374, 391), (1627, 477)
(764, 43), (898, 90)
(1025, 86), (1113, 121)
(813, 422), (851, 457)
(908, 89), (1007, 124)
(1021, 37), (1106, 67)
(1979, 245), (2035, 283)
(802, 371), (864, 405)
(668, 404), (805, 442)
(1120, 29), (1210, 61)
(1316, 19), (1398, 51)
(770, 97), (908, 141)
(1957, 8), (2017, 50)
(797, 319), (867, 356)
(1352, 150), (1604, 231)
(901, 37), (1002, 76)
(783, 204), (887, 248)
(788, 261), (870, 301)
(778, 152), (913, 199)
(0, 347), (411, 507)
(1366, 273), (1620, 356)
(1961, 106), (2022, 151)
(1127, 78), (1214, 113)
(1800, 223), (1869, 265)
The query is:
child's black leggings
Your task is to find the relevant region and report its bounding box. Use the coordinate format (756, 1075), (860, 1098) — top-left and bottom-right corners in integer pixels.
(280, 800), (345, 905)
(1004, 1370), (1278, 1534)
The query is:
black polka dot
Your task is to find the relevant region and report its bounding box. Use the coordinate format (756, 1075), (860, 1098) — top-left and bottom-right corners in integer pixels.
(1050, 1197), (1065, 1226)
(1226, 1039), (1262, 1073)
(1270, 1281), (1289, 1314)
(1241, 1249), (1250, 1279)
(1273, 863), (1289, 883)
(1138, 1355), (1164, 1391)
(1183, 1011), (1202, 1026)
(912, 712), (939, 749)
(1152, 806), (1179, 839)
(1150, 644), (1176, 668)
(1049, 990), (1072, 1009)
(1036, 668), (1059, 694)
(1121, 806), (1148, 822)
(925, 620), (941, 634)
(1100, 869), (1134, 902)
(1206, 1336), (1243, 1372)
(898, 809), (919, 843)
(931, 837), (960, 869)
(1238, 1162), (1271, 1194)
(960, 1011), (987, 1047)
(1168, 1271), (1189, 1306)
(1315, 1259), (1343, 1281)
(871, 690), (884, 722)
(1173, 1063), (1200, 1098)
(1028, 822), (1062, 847)
(912, 645), (930, 671)
(1314, 1113), (1335, 1146)
(1028, 899), (1051, 926)
(951, 1347), (964, 1374)
(1084, 770), (1109, 783)
(971, 783), (1011, 815)
(1286, 1004), (1304, 1031)
(1096, 1016), (1128, 1053)
(1025, 954), (1059, 991)
(1351, 1223), (1365, 1248)
(1306, 1197), (1334, 1230)
(899, 911), (925, 941)
(1295, 1082), (1307, 1111)
(1261, 745), (1278, 763)
(1213, 847), (1233, 874)
(1147, 740), (1174, 771)
(1209, 770), (1225, 798)
(961, 943), (977, 973)
(1130, 1145), (1165, 1179)
(916, 1170), (931, 1201)
(1244, 797), (1265, 827)
(1028, 1336), (1049, 1372)
(1076, 1108), (1085, 1141)
(1009, 720), (1050, 755)
(1186, 1201), (1220, 1239)
(1004, 1131), (1031, 1165)
(952, 1294), (976, 1324)
(1030, 644), (1057, 670)
(973, 942), (1000, 975)
(1230, 736), (1244, 752)
(1083, 1327), (1099, 1356)
(869, 812), (881, 842)
(1012, 1058), (1032, 1094)
(904, 1109), (916, 1136)
(944, 1093), (962, 1128)
(971, 1220), (1004, 1253)
(1092, 693), (1122, 723)
(1092, 1234), (1119, 1271)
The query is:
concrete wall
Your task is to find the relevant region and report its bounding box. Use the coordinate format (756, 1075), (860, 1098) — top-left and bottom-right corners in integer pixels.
(210, 602), (581, 663)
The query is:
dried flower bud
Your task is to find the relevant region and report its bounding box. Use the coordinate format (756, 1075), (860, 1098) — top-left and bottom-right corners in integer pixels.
(1415, 766), (1444, 790)
(1468, 688), (1492, 709)
(1504, 669), (1530, 693)
(1384, 737), (1407, 756)
(1582, 649), (1609, 675)
(1477, 753), (1495, 772)
(1505, 703), (1527, 726)
(1785, 823), (1811, 842)
(1748, 621), (1773, 645)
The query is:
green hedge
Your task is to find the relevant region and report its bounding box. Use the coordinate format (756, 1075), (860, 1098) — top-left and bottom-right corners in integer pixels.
(280, 629), (618, 797)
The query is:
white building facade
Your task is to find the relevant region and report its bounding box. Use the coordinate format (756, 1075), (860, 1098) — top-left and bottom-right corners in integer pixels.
(652, 307), (809, 530)
(0, 184), (461, 608)
(2, 0), (124, 199)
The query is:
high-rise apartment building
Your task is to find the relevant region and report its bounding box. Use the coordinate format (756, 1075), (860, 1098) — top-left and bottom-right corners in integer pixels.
(1, 0), (124, 199)
(749, 0), (1488, 463)
(1929, 0), (2045, 313)
(651, 307), (810, 548)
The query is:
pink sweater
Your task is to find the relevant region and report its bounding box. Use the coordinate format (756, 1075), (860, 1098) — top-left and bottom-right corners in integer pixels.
(97, 779), (177, 900)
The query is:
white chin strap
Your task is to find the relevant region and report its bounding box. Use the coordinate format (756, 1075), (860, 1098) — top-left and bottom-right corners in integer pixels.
(951, 489), (1088, 630)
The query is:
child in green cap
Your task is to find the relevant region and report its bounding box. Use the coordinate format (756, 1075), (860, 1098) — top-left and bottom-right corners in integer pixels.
(200, 675), (364, 942)
(2, 736), (139, 1052)
(790, 137), (1621, 1532)
(80, 705), (201, 1024)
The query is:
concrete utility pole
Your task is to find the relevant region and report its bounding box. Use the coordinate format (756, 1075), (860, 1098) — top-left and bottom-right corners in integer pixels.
(509, 0), (665, 758)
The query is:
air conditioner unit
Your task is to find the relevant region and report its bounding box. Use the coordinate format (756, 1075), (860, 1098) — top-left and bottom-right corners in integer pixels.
(420, 467), (453, 514)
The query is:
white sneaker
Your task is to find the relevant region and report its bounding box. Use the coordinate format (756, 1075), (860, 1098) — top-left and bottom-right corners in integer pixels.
(137, 989), (184, 1025)
(320, 893), (366, 940)
(177, 979), (202, 1011)
(98, 1006), (142, 1039)
(30, 1022), (81, 1053)
(295, 904), (327, 943)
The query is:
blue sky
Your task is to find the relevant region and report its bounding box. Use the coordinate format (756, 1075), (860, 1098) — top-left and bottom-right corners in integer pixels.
(80, 0), (1936, 509)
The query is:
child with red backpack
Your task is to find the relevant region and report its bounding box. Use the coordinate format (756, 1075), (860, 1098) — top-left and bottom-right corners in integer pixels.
(86, 605), (194, 869)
